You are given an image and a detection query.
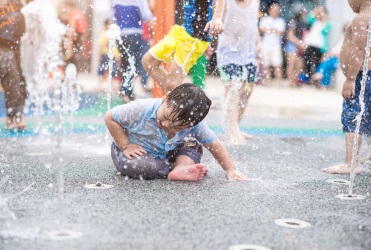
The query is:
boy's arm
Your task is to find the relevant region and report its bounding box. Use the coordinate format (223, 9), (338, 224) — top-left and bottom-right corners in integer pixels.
(104, 110), (146, 159)
(204, 138), (247, 181)
(204, 0), (226, 36)
(340, 16), (368, 100)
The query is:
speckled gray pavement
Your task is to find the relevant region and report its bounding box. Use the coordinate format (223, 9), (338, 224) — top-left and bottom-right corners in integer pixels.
(0, 77), (371, 250)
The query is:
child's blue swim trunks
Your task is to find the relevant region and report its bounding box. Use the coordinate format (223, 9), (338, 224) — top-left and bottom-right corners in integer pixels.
(341, 70), (371, 135)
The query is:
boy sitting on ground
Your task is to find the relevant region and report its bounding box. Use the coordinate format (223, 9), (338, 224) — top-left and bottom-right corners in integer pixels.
(105, 83), (247, 181)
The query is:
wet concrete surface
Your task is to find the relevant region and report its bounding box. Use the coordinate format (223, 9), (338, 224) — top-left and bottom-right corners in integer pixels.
(0, 112), (370, 250)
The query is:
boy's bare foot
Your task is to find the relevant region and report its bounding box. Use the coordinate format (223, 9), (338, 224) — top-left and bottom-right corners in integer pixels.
(13, 115), (26, 130)
(241, 131), (253, 140)
(228, 135), (247, 145)
(5, 116), (14, 129)
(322, 164), (361, 174)
(168, 163), (208, 181)
(225, 131), (248, 145)
(361, 156), (371, 164)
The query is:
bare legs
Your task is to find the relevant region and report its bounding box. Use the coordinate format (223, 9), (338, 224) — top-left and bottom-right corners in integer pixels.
(111, 143), (207, 181)
(142, 52), (185, 92)
(322, 132), (362, 174)
(286, 53), (303, 87)
(224, 81), (253, 144)
(264, 65), (283, 87)
(239, 83), (254, 140)
(361, 135), (371, 164)
(274, 66), (283, 87)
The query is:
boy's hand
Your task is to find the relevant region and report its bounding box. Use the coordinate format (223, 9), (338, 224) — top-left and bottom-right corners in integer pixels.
(342, 79), (356, 101)
(226, 169), (248, 181)
(123, 144), (147, 159)
(204, 17), (224, 36)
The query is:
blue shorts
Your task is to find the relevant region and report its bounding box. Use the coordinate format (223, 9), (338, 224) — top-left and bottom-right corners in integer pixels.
(341, 71), (371, 135)
(220, 63), (257, 83)
(167, 140), (203, 165)
(285, 41), (297, 54)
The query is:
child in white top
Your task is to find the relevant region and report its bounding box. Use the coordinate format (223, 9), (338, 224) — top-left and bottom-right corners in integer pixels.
(217, 0), (260, 144)
(259, 2), (285, 86)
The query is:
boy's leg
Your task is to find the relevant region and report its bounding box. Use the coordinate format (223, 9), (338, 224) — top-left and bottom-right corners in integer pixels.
(1, 50), (27, 130)
(238, 64), (257, 139)
(166, 61), (187, 91)
(111, 143), (170, 179)
(143, 52), (185, 91)
(286, 52), (297, 87)
(221, 64), (253, 144)
(362, 135), (371, 164)
(117, 35), (139, 102)
(167, 141), (208, 181)
(272, 49), (283, 87)
(322, 77), (370, 174)
(238, 82), (254, 140)
(322, 132), (362, 174)
(142, 52), (169, 90)
(262, 48), (271, 81)
(138, 39), (150, 87)
(224, 80), (247, 144)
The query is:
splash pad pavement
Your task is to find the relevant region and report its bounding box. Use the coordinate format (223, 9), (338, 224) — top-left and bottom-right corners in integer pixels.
(0, 81), (371, 250)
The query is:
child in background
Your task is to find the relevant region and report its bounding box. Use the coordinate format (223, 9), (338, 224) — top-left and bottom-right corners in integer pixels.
(217, 0), (260, 144)
(142, 0), (226, 92)
(105, 83), (247, 181)
(58, 0), (88, 70)
(312, 24), (347, 88)
(297, 6), (331, 84)
(322, 0), (371, 174)
(259, 2), (285, 87)
(98, 19), (120, 92)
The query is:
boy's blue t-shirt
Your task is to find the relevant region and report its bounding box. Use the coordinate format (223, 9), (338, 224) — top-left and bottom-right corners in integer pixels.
(183, 0), (213, 42)
(112, 0), (154, 35)
(111, 98), (217, 159)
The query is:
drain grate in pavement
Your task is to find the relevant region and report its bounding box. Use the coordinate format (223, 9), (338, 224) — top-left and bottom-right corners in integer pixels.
(84, 182), (113, 189)
(335, 193), (366, 200)
(274, 218), (311, 229)
(43, 230), (82, 240)
(326, 179), (350, 185)
(229, 244), (271, 250)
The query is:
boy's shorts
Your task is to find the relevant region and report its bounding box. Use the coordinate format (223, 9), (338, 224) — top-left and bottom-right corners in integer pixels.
(167, 140), (203, 165)
(149, 25), (209, 74)
(341, 71), (371, 135)
(220, 63), (257, 83)
(111, 140), (203, 180)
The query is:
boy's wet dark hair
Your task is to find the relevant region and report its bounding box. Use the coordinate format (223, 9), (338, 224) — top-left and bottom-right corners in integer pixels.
(166, 83), (212, 127)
